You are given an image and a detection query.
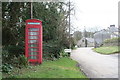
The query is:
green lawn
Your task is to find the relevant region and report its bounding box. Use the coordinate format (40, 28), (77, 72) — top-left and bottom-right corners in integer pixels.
(93, 46), (120, 54)
(3, 57), (87, 78)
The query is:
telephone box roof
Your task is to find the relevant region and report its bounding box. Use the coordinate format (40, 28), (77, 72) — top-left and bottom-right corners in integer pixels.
(26, 19), (42, 23)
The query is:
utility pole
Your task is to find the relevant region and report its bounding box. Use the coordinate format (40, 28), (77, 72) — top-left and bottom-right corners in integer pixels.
(69, 0), (71, 49)
(84, 26), (87, 47)
(31, 0), (33, 19)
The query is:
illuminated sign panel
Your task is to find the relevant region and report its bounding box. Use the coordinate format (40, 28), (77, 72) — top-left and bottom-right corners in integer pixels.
(28, 22), (40, 25)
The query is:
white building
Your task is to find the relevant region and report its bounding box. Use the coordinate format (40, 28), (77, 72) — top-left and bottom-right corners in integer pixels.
(108, 25), (119, 38)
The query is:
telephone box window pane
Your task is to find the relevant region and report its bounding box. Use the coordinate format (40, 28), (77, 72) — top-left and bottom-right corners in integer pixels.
(29, 56), (37, 59)
(29, 36), (38, 39)
(29, 52), (38, 55)
(29, 28), (39, 31)
(29, 48), (38, 51)
(29, 40), (38, 43)
(29, 32), (38, 35)
(29, 44), (38, 47)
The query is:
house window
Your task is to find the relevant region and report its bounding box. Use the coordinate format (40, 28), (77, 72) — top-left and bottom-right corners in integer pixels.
(82, 40), (84, 42)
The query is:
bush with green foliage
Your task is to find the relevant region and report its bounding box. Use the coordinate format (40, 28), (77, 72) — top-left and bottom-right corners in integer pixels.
(2, 50), (14, 64)
(59, 50), (69, 57)
(2, 49), (28, 68)
(18, 55), (28, 67)
(2, 63), (13, 73)
(43, 41), (64, 60)
(103, 37), (120, 46)
(104, 37), (120, 43)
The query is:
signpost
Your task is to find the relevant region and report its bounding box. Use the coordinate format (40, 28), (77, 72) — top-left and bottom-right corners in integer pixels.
(64, 49), (71, 57)
(64, 49), (71, 53)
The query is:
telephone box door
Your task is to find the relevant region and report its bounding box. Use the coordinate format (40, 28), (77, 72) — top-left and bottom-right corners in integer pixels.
(25, 19), (42, 64)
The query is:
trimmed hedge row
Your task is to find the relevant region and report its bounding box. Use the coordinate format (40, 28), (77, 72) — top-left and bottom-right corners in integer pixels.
(103, 37), (120, 46)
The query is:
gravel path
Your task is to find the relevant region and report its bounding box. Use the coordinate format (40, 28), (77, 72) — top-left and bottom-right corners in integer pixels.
(70, 47), (118, 78)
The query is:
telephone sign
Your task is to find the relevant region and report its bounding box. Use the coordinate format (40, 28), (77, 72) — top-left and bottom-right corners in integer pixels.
(28, 22), (40, 25)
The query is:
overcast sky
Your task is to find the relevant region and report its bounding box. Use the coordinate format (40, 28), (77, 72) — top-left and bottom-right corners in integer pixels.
(70, 0), (120, 32)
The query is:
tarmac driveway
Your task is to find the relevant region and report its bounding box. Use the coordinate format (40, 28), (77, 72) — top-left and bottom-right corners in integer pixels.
(70, 47), (118, 78)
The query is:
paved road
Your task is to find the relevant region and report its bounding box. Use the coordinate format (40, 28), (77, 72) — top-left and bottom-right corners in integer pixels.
(70, 47), (118, 78)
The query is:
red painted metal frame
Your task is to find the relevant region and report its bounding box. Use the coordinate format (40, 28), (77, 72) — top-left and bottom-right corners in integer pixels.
(25, 19), (42, 64)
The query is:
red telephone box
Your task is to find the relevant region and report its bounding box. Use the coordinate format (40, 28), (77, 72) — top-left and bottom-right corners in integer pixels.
(25, 19), (42, 64)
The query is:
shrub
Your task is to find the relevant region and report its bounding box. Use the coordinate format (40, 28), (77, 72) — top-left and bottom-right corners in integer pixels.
(104, 37), (120, 43)
(18, 55), (28, 67)
(2, 49), (28, 68)
(60, 50), (69, 57)
(3, 45), (24, 57)
(103, 37), (120, 46)
(2, 50), (9, 63)
(2, 44), (24, 64)
(2, 63), (13, 73)
(43, 41), (62, 60)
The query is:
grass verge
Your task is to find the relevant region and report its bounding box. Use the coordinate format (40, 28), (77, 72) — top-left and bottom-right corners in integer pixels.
(0, 72), (2, 80)
(3, 57), (87, 78)
(93, 46), (120, 54)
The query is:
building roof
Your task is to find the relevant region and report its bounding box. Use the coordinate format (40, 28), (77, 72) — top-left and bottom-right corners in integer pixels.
(86, 38), (94, 43)
(108, 26), (118, 32)
(77, 37), (94, 45)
